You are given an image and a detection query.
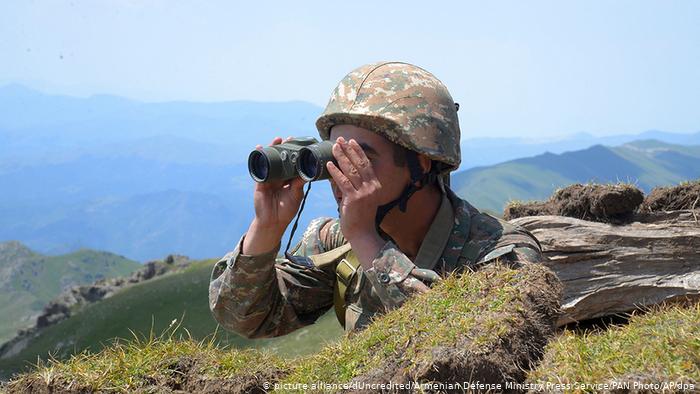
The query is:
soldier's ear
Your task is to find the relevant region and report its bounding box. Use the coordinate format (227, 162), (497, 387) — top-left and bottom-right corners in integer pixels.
(418, 154), (432, 174)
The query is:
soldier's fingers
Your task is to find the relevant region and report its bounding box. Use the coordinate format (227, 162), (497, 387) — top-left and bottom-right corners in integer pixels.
(402, 276), (431, 295)
(270, 137), (283, 146)
(332, 139), (362, 189)
(281, 178), (304, 200)
(346, 139), (376, 181)
(412, 268), (442, 284)
(326, 161), (356, 195)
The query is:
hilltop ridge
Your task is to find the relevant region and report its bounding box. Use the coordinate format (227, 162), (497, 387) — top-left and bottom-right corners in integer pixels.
(453, 140), (700, 213)
(0, 242), (139, 344)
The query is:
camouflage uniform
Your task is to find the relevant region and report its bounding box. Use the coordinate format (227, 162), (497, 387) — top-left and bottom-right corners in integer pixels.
(209, 188), (542, 338)
(208, 62), (544, 338)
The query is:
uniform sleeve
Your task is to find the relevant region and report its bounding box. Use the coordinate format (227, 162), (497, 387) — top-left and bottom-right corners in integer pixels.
(477, 223), (544, 267)
(362, 241), (441, 311)
(208, 217), (340, 339)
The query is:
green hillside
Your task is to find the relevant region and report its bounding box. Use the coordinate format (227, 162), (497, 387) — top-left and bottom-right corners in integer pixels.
(0, 242), (139, 344)
(0, 259), (343, 379)
(452, 140), (700, 213)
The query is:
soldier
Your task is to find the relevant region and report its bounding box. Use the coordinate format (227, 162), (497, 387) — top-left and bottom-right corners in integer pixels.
(209, 62), (543, 338)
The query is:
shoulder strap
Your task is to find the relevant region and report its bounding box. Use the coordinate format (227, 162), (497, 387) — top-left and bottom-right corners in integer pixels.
(307, 243), (359, 328)
(333, 250), (360, 328)
(309, 243), (352, 268)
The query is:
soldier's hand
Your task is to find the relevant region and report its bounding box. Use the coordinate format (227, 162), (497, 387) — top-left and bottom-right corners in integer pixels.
(253, 137), (305, 231)
(326, 137), (383, 245)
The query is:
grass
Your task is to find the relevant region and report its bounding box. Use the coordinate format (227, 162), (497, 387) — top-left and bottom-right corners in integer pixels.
(9, 260), (699, 392)
(281, 266), (528, 385)
(678, 179), (700, 187)
(0, 258), (342, 379)
(4, 325), (288, 393)
(5, 263), (558, 392)
(529, 302), (700, 390)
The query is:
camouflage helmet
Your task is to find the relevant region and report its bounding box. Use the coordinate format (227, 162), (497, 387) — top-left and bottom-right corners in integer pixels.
(316, 61), (461, 172)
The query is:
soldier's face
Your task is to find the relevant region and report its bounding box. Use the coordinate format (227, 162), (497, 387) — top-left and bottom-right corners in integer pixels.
(328, 124), (412, 207)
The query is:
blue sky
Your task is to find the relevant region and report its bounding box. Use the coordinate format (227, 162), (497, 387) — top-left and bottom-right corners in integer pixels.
(1, 0), (698, 138)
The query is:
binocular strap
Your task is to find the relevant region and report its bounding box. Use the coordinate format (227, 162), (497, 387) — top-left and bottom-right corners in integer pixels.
(284, 182), (313, 258)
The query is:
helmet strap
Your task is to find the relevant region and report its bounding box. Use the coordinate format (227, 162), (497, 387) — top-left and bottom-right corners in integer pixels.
(374, 151), (435, 228)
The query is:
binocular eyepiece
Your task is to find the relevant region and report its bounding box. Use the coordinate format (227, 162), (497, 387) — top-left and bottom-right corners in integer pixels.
(248, 137), (337, 183)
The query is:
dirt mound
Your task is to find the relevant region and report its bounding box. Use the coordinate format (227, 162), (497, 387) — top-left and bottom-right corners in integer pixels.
(505, 183), (644, 224)
(504, 201), (552, 220)
(154, 356), (283, 393)
(640, 181), (700, 212)
(0, 350), (288, 394)
(5, 353), (285, 394)
(345, 263), (562, 390)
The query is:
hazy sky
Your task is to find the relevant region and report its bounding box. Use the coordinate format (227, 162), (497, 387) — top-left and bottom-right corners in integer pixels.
(1, 1), (699, 138)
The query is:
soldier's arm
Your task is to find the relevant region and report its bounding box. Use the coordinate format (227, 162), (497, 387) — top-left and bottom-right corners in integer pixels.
(208, 217), (341, 338)
(360, 220), (544, 312)
(477, 226), (544, 267)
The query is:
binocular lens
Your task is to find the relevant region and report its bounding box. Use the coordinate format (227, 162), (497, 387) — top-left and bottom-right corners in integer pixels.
(248, 150), (270, 182)
(298, 149), (319, 181)
(298, 141), (334, 182)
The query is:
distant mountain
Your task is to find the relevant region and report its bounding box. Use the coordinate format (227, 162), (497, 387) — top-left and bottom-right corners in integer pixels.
(0, 84), (322, 167)
(0, 241), (139, 344)
(0, 168), (337, 261)
(0, 259), (343, 380)
(452, 140), (700, 213)
(459, 130), (700, 169)
(1, 84), (697, 261)
(0, 85), (339, 261)
(2, 84), (698, 169)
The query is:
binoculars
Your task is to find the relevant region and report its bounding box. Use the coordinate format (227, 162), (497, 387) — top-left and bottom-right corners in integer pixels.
(248, 137), (337, 183)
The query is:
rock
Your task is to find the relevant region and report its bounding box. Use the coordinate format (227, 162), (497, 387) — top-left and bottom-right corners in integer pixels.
(511, 210), (700, 325)
(36, 303), (70, 329)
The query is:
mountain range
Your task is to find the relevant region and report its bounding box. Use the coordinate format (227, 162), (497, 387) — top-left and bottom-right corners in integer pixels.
(1, 84), (698, 261)
(453, 140), (700, 213)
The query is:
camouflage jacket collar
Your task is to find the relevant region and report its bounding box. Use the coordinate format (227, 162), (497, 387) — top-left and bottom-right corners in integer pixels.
(433, 187), (476, 273)
(405, 187), (476, 272)
(413, 192), (454, 270)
